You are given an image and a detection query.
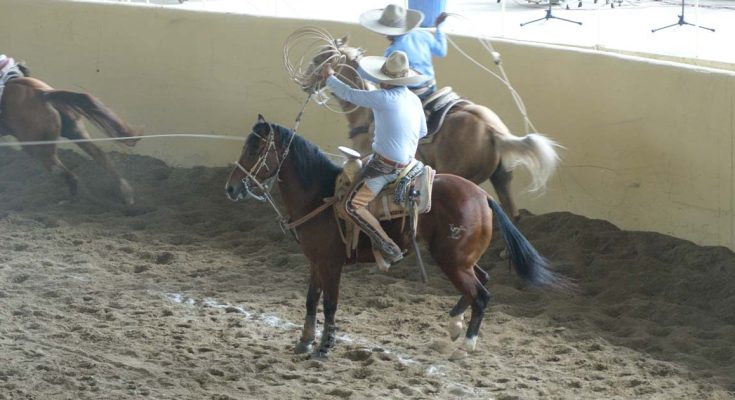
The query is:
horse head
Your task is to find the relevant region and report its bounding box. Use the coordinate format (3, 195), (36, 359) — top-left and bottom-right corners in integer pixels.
(225, 114), (283, 202)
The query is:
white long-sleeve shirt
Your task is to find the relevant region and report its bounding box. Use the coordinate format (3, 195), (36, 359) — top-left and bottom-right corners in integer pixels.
(327, 75), (427, 165)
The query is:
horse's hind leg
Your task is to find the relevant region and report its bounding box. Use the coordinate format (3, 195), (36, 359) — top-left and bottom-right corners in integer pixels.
(442, 267), (491, 361)
(38, 151), (79, 201)
(295, 265), (322, 354)
(62, 116), (134, 205)
(456, 282), (490, 358)
(448, 265), (490, 341)
(489, 160), (518, 221)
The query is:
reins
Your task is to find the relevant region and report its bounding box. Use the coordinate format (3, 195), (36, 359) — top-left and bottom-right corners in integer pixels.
(234, 93), (342, 241)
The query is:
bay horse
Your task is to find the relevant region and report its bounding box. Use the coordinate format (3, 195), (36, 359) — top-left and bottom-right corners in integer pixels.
(310, 37), (560, 219)
(0, 64), (140, 204)
(225, 115), (565, 360)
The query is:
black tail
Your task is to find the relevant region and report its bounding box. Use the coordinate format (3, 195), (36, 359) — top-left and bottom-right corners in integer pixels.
(488, 198), (565, 287)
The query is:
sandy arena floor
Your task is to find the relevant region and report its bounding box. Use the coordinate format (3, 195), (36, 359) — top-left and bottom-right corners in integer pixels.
(0, 147), (733, 399)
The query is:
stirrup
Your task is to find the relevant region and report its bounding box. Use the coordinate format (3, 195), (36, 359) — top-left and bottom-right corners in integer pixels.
(378, 241), (404, 263)
(372, 248), (391, 272)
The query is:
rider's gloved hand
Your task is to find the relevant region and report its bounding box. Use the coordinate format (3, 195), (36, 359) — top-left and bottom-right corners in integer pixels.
(434, 12), (448, 27)
(321, 65), (335, 80)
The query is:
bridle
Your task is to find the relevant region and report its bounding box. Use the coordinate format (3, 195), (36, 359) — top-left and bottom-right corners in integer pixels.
(230, 95), (312, 237)
(234, 123), (279, 202)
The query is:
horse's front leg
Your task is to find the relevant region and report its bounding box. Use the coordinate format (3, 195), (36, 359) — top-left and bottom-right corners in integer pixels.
(315, 264), (343, 357)
(295, 266), (321, 354)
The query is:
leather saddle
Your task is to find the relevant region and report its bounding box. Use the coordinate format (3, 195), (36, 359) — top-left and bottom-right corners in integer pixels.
(419, 87), (472, 143)
(331, 153), (436, 260)
(334, 158), (435, 222)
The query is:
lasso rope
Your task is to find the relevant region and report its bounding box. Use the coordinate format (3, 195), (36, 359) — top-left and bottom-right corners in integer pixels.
(0, 133), (244, 148)
(0, 133), (347, 161)
(283, 26), (368, 114)
(282, 22), (537, 134)
(444, 12), (539, 134)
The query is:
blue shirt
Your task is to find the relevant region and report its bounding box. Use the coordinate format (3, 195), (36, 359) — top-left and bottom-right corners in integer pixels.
(385, 28), (447, 85)
(326, 75), (427, 165)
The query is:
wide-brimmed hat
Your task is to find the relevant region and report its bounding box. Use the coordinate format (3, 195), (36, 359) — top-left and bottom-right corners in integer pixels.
(359, 4), (424, 36)
(358, 50), (428, 86)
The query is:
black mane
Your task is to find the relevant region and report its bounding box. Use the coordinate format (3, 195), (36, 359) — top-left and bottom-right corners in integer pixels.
(255, 122), (342, 198)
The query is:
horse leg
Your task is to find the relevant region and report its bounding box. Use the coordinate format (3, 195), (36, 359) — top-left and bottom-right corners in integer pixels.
(448, 264), (490, 341)
(39, 152), (79, 201)
(489, 160), (518, 220)
(442, 267), (491, 361)
(315, 264), (343, 357)
(451, 281), (491, 360)
(62, 116), (134, 205)
(295, 266), (322, 354)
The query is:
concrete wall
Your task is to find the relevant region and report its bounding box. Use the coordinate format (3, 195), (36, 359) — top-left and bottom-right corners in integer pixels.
(1, 0), (733, 250)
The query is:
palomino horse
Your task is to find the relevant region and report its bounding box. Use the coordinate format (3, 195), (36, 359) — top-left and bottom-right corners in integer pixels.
(311, 37), (560, 219)
(0, 65), (140, 204)
(225, 116), (565, 360)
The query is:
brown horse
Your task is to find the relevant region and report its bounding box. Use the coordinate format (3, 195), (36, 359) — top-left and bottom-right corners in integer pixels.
(225, 116), (565, 360)
(0, 65), (140, 204)
(311, 37), (560, 219)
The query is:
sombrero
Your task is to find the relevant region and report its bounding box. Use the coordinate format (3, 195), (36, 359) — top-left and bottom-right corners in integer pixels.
(358, 50), (428, 86)
(359, 4), (424, 36)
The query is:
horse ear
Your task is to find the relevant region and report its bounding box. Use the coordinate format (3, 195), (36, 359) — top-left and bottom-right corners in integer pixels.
(257, 114), (266, 124)
(337, 34), (349, 46)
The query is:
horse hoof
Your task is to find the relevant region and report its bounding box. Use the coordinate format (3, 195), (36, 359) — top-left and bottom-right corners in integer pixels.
(120, 180), (135, 206)
(447, 318), (464, 342)
(294, 341), (313, 354)
(449, 348), (469, 361)
(312, 348), (330, 359)
(448, 325), (464, 342)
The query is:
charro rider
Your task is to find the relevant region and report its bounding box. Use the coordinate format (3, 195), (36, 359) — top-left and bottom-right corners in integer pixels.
(360, 4), (448, 100)
(321, 50), (428, 267)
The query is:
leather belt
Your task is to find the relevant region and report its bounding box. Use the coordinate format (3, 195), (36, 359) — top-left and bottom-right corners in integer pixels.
(373, 153), (408, 169)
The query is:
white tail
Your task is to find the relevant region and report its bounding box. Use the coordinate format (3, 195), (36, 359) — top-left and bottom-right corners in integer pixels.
(495, 132), (561, 192)
(462, 104), (560, 192)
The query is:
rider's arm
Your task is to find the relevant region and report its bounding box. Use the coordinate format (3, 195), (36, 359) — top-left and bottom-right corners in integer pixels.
(430, 28), (447, 58)
(326, 75), (384, 110)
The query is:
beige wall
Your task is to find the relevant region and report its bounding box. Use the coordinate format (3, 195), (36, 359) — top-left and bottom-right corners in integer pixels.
(1, 0), (733, 251)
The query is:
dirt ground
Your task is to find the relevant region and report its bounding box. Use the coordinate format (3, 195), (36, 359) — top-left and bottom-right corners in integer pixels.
(0, 147), (733, 399)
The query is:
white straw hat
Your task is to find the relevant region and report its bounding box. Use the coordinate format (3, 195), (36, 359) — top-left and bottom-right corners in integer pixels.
(359, 4), (424, 36)
(358, 50), (428, 86)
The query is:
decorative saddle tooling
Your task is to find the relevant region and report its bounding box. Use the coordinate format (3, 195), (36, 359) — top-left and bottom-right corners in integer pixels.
(282, 151), (435, 261)
(280, 148), (434, 265)
(324, 151), (435, 261)
(418, 86), (472, 143)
